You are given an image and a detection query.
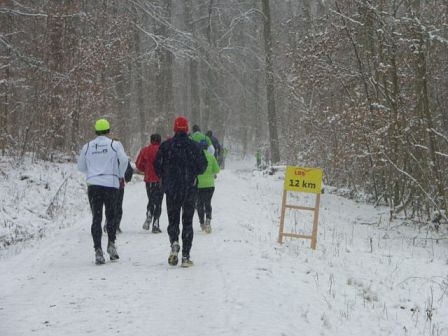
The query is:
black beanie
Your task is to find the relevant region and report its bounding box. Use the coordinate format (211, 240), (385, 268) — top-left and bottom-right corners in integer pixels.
(150, 133), (161, 144)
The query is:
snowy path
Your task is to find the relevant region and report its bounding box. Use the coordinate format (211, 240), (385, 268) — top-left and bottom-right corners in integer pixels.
(1, 160), (448, 336)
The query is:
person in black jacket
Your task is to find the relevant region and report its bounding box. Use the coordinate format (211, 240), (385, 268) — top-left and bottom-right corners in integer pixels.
(116, 161), (134, 233)
(206, 130), (222, 167)
(154, 116), (207, 268)
(103, 160), (133, 234)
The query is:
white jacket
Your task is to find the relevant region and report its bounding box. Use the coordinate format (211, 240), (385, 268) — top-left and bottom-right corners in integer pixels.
(77, 136), (128, 189)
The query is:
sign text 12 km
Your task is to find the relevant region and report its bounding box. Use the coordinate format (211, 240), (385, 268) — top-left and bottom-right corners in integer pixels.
(284, 166), (323, 194)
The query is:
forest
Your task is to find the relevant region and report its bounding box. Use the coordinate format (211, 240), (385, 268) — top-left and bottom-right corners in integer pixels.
(1, 0), (447, 222)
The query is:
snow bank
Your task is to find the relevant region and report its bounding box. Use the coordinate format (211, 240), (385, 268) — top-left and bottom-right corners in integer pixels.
(0, 155), (88, 251)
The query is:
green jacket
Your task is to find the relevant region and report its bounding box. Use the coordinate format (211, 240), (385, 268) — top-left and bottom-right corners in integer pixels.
(198, 150), (220, 188)
(190, 132), (213, 147)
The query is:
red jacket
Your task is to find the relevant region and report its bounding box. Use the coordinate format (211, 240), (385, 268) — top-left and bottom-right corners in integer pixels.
(136, 144), (160, 183)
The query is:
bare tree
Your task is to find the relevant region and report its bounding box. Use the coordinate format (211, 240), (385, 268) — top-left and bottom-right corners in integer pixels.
(261, 0), (280, 163)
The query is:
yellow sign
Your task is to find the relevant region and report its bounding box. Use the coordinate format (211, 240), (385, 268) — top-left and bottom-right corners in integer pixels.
(284, 166), (323, 194)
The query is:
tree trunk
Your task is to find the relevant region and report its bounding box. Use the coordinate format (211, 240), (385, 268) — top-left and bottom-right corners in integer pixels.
(184, 0), (200, 126)
(0, 1), (12, 155)
(261, 0), (280, 163)
(155, 0), (174, 135)
(134, 28), (146, 147)
(46, 0), (67, 154)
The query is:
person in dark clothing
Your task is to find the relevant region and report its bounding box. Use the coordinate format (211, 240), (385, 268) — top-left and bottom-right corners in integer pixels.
(104, 161), (133, 234)
(154, 116), (207, 268)
(136, 133), (163, 233)
(206, 130), (222, 167)
(191, 125), (213, 150)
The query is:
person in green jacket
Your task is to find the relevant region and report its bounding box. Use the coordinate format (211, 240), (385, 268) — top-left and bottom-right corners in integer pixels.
(191, 125), (214, 153)
(194, 136), (220, 233)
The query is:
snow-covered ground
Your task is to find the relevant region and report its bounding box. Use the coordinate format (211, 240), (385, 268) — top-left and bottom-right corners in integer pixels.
(0, 156), (86, 251)
(1, 157), (447, 336)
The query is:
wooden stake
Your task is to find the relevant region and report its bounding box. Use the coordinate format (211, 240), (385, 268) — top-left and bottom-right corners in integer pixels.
(278, 189), (287, 244)
(310, 193), (321, 250)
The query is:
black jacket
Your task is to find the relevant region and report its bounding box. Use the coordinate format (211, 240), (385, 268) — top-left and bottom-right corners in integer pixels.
(154, 132), (207, 194)
(209, 134), (222, 157)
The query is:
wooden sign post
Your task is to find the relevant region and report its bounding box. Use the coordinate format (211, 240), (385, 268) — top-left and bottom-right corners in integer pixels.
(278, 166), (323, 250)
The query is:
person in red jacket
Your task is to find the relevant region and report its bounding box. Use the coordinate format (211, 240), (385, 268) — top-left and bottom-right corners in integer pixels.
(136, 133), (163, 233)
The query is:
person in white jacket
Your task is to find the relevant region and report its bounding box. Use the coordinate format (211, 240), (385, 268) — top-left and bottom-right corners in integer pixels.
(77, 119), (129, 265)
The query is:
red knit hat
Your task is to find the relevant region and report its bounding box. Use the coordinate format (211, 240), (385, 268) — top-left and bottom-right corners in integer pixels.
(173, 116), (189, 133)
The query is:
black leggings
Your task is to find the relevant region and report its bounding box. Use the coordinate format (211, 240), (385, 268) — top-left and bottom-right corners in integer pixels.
(115, 188), (124, 228)
(87, 185), (118, 250)
(196, 187), (215, 224)
(165, 190), (196, 258)
(145, 182), (163, 220)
